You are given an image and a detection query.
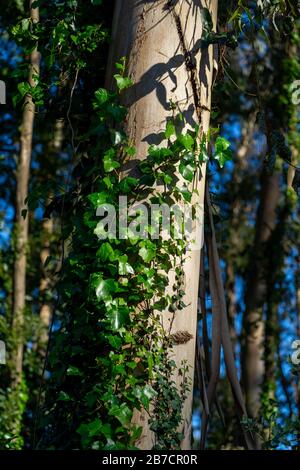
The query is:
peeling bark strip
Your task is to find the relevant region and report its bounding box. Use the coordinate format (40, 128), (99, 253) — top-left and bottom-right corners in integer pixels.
(12, 1), (41, 386)
(106, 0), (218, 449)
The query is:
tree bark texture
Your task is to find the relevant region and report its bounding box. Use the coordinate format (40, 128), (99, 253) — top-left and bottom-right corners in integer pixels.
(106, 0), (218, 449)
(12, 1), (40, 386)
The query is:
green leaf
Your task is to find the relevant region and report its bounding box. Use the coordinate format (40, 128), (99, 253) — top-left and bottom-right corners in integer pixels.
(215, 136), (231, 152)
(88, 191), (108, 208)
(94, 88), (109, 106)
(103, 176), (113, 190)
(77, 419), (103, 438)
(179, 153), (196, 182)
(162, 173), (173, 185)
(213, 136), (232, 168)
(133, 385), (157, 411)
(148, 145), (173, 163)
(107, 335), (122, 349)
(67, 366), (82, 376)
(119, 256), (134, 275)
(92, 275), (116, 301)
(108, 307), (128, 331)
(18, 81), (31, 99)
(177, 133), (194, 151)
(21, 18), (30, 31)
(103, 152), (120, 173)
(97, 242), (115, 262)
(115, 57), (126, 73)
(139, 245), (156, 263)
(109, 403), (132, 426)
(114, 74), (133, 91)
(125, 146), (136, 157)
(179, 186), (192, 202)
(118, 177), (138, 193)
(57, 391), (71, 402)
(165, 121), (176, 139)
(99, 423), (112, 439)
(110, 129), (123, 145)
(199, 136), (209, 163)
(107, 103), (127, 122)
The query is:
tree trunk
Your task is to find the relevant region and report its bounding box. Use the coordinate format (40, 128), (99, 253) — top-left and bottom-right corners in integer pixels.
(226, 118), (255, 346)
(12, 1), (40, 386)
(38, 119), (64, 358)
(242, 169), (280, 419)
(106, 0), (218, 449)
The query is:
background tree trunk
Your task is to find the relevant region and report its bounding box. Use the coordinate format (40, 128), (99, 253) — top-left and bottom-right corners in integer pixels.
(12, 1), (40, 386)
(242, 169), (280, 419)
(106, 0), (218, 449)
(38, 119), (64, 359)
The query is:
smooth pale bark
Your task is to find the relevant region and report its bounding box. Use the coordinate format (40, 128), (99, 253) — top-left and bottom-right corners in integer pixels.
(12, 1), (40, 386)
(106, 0), (218, 449)
(242, 169), (280, 419)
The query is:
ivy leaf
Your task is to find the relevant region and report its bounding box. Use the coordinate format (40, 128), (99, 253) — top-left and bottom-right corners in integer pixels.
(118, 176), (138, 193)
(67, 366), (82, 376)
(110, 129), (123, 145)
(179, 153), (196, 182)
(57, 391), (72, 402)
(108, 307), (129, 331)
(133, 385), (157, 411)
(165, 121), (176, 139)
(115, 57), (127, 73)
(124, 146), (136, 157)
(107, 102), (127, 122)
(88, 191), (108, 208)
(139, 244), (156, 263)
(77, 419), (103, 438)
(94, 88), (109, 107)
(139, 174), (156, 186)
(21, 18), (30, 31)
(103, 152), (120, 173)
(179, 186), (192, 202)
(18, 81), (31, 99)
(109, 403), (132, 426)
(114, 74), (133, 91)
(177, 133), (194, 151)
(199, 136), (209, 163)
(119, 256), (134, 275)
(87, 419), (103, 436)
(95, 278), (111, 300)
(97, 242), (115, 262)
(162, 173), (173, 185)
(92, 275), (116, 301)
(107, 335), (122, 349)
(179, 163), (194, 182)
(148, 145), (173, 163)
(99, 423), (112, 439)
(213, 136), (232, 168)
